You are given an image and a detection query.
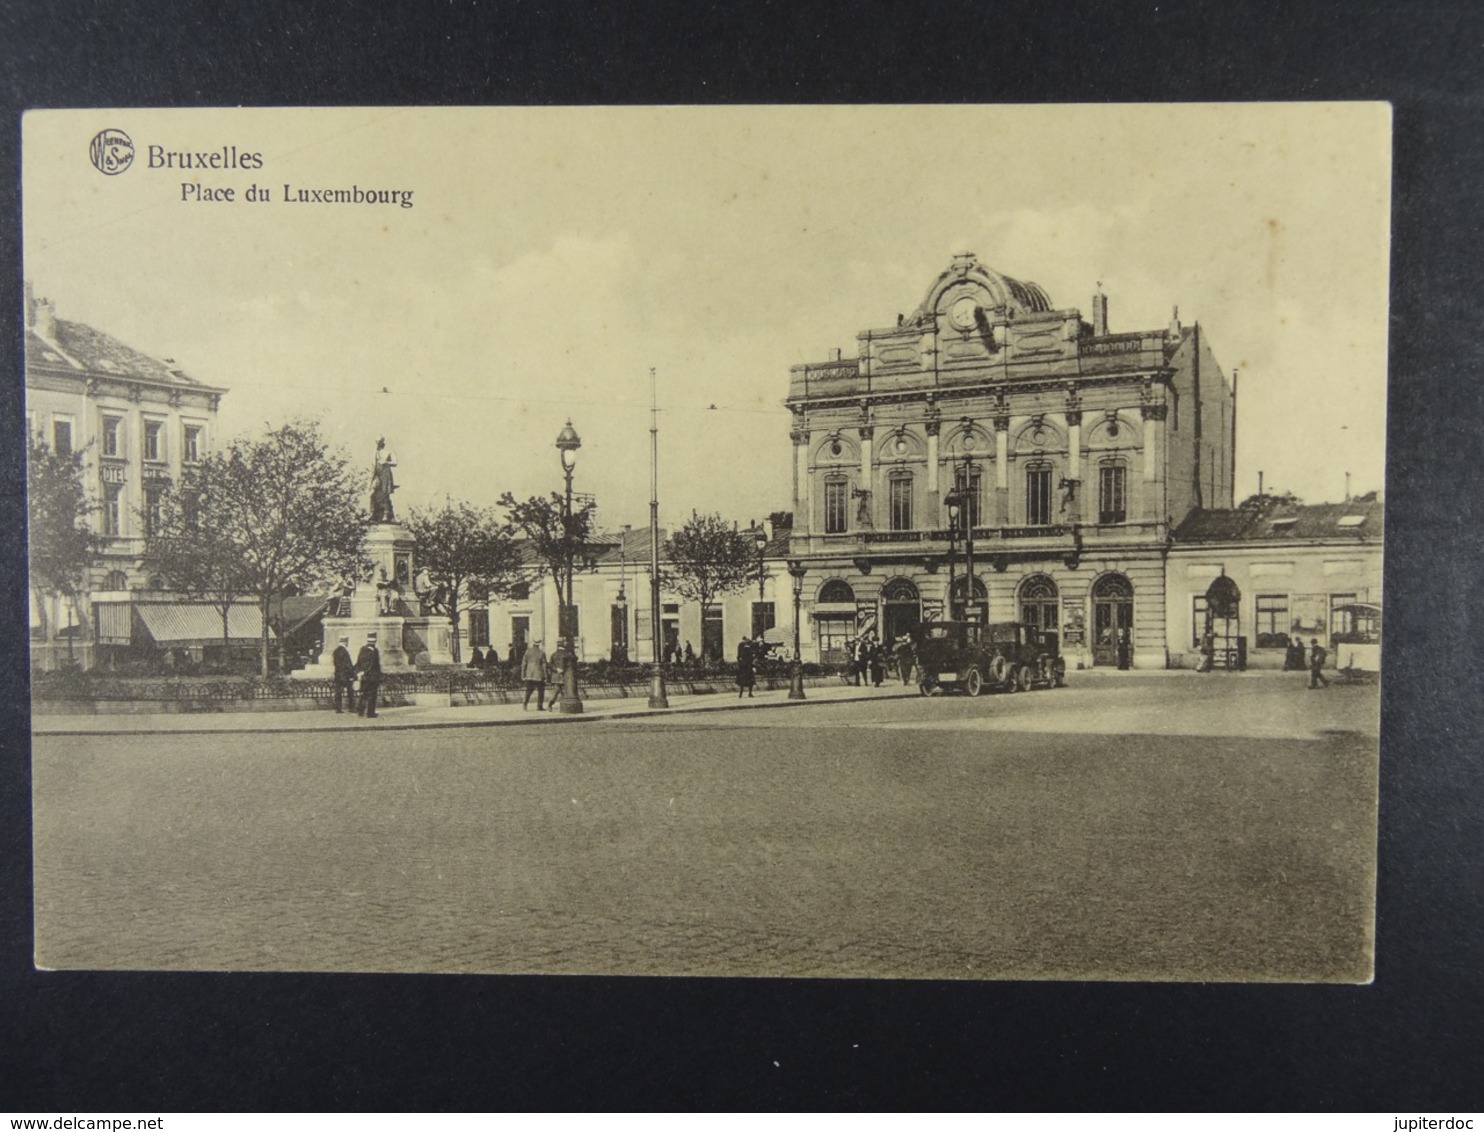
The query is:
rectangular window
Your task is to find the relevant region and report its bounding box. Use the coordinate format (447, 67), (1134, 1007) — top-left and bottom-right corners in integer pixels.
(1191, 595), (1209, 649)
(468, 609), (490, 649)
(816, 616), (852, 662)
(52, 419), (73, 456)
(889, 476), (913, 531)
(1255, 594), (1289, 648)
(143, 420), (164, 462)
(752, 601), (776, 639)
(144, 485), (164, 536)
(953, 468), (982, 529)
(824, 480), (848, 534)
(1026, 466), (1053, 526)
(1099, 464), (1127, 524)
(183, 425), (202, 463)
(102, 416), (123, 458)
(103, 483), (123, 537)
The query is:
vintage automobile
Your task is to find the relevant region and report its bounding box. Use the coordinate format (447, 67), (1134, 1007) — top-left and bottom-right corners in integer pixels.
(912, 620), (1067, 696)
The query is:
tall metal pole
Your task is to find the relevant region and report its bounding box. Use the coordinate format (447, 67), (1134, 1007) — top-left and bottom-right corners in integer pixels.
(557, 458), (584, 714)
(648, 367), (669, 709)
(787, 560), (806, 700)
(963, 455), (976, 623)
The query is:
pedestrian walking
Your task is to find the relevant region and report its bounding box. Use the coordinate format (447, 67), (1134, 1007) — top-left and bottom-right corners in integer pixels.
(1285, 635), (1305, 671)
(354, 632), (383, 718)
(737, 637), (756, 698)
(1117, 627), (1132, 670)
(893, 635), (915, 685)
(521, 637), (548, 710)
(1196, 628), (1215, 673)
(683, 641), (696, 670)
(467, 646), (485, 669)
(330, 634), (356, 713)
(868, 636), (885, 687)
(1308, 637), (1330, 689)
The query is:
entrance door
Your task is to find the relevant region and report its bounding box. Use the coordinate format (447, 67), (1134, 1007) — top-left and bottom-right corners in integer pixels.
(1204, 574), (1242, 670)
(1091, 573), (1133, 667)
(510, 615), (530, 658)
(880, 577), (922, 644)
(702, 606), (724, 663)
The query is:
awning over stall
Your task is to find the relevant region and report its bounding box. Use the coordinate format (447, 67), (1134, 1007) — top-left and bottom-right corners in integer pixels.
(134, 603), (266, 647)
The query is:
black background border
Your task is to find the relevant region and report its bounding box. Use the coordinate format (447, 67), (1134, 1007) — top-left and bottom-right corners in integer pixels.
(2, 0), (1481, 1111)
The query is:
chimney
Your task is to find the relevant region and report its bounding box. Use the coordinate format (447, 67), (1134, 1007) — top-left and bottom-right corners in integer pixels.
(1168, 305), (1182, 338)
(36, 299), (58, 341)
(830, 347), (842, 362)
(1091, 290), (1109, 336)
(764, 517), (775, 541)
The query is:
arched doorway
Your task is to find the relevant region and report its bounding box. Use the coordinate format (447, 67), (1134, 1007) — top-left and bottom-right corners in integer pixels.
(1018, 574), (1059, 633)
(880, 577), (921, 643)
(1091, 572), (1133, 667)
(949, 575), (989, 624)
(1203, 573), (1242, 670)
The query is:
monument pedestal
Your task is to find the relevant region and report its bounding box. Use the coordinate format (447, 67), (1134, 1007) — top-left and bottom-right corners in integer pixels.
(295, 521), (454, 677)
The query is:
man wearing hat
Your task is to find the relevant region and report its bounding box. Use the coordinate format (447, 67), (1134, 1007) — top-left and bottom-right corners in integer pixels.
(1308, 637), (1330, 689)
(355, 632), (384, 717)
(330, 634), (357, 713)
(521, 637), (548, 711)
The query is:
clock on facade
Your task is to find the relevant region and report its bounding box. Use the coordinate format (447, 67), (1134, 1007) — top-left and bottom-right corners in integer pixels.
(948, 294), (981, 331)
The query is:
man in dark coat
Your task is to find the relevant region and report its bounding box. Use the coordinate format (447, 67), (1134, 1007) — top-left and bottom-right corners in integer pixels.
(355, 632), (383, 718)
(1308, 637), (1330, 689)
(736, 637), (756, 698)
(331, 634), (356, 713)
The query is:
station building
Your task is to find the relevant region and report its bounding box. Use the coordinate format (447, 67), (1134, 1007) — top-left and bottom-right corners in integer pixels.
(783, 253), (1237, 669)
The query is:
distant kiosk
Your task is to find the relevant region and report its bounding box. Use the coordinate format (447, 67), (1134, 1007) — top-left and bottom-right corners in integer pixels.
(295, 439), (453, 676)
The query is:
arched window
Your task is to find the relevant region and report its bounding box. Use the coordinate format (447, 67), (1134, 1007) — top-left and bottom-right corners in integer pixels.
(949, 575), (989, 624)
(1018, 574), (1059, 631)
(103, 570), (130, 592)
(818, 579), (855, 604)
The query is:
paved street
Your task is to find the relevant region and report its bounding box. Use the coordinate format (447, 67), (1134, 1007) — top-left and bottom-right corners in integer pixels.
(32, 671), (1378, 981)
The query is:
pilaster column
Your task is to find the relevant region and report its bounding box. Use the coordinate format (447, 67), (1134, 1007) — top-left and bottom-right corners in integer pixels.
(791, 426), (810, 535)
(1142, 403), (1167, 521)
(1064, 408), (1083, 524)
(858, 425), (874, 527)
(993, 413), (1011, 525)
(925, 417), (941, 518)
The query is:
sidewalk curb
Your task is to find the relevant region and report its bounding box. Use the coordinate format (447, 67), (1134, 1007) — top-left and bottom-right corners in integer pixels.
(32, 687), (921, 738)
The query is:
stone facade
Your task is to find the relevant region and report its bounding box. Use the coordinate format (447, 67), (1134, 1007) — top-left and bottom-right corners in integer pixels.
(25, 285), (227, 670)
(784, 252), (1236, 669)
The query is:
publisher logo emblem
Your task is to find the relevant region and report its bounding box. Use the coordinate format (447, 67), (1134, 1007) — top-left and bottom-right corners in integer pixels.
(89, 129), (134, 175)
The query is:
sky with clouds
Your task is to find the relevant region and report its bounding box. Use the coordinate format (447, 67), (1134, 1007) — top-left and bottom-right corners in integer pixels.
(24, 104), (1390, 530)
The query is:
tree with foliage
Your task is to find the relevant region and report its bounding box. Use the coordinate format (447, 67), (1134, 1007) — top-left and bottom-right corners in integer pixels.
(26, 432), (101, 650)
(405, 499), (522, 663)
(151, 421), (368, 676)
(500, 490), (600, 641)
(144, 458), (257, 661)
(663, 512), (765, 660)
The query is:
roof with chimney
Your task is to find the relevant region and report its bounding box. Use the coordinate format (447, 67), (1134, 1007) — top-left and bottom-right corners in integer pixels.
(1173, 497), (1384, 543)
(24, 284), (223, 391)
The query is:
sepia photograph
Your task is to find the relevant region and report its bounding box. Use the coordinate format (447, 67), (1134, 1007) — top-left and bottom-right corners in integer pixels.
(24, 103), (1390, 982)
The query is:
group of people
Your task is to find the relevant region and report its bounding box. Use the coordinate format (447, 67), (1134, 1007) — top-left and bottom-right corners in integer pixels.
(465, 645), (503, 669)
(843, 631), (917, 688)
(663, 640), (699, 669)
(518, 638), (576, 711)
(329, 633), (385, 719)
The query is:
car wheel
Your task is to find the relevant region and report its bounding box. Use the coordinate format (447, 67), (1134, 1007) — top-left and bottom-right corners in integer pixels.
(965, 667), (983, 697)
(1017, 665), (1033, 692)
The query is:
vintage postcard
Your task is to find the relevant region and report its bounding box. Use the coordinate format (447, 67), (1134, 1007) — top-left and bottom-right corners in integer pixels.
(24, 105), (1389, 980)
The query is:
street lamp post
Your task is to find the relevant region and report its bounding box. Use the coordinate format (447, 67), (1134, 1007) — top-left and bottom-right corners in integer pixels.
(945, 491), (961, 620)
(787, 558), (807, 700)
(647, 367), (669, 709)
(754, 525), (769, 600)
(962, 457), (977, 624)
(555, 420), (584, 714)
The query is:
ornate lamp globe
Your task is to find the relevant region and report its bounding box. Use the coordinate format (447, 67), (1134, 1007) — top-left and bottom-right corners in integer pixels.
(555, 420), (582, 470)
(754, 527), (769, 553)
